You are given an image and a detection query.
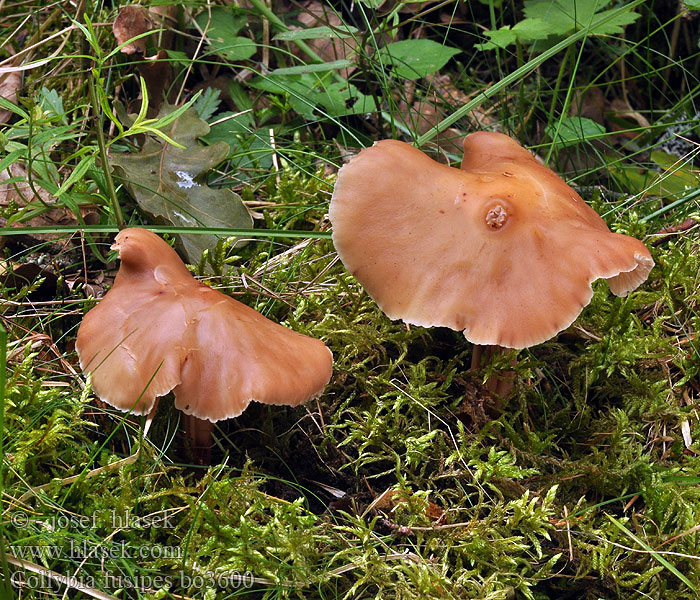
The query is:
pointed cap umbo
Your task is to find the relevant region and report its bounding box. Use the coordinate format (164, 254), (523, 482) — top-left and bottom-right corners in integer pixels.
(329, 132), (654, 349)
(76, 228), (333, 421)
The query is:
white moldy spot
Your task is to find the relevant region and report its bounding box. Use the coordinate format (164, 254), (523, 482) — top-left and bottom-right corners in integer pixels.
(175, 171), (199, 189)
(172, 210), (196, 225)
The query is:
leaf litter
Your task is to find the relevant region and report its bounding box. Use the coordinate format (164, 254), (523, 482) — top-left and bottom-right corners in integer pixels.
(110, 103), (252, 262)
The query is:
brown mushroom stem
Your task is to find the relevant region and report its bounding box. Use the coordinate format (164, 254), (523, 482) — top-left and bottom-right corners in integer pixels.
(183, 414), (214, 465)
(470, 345), (516, 398)
(329, 132), (654, 392)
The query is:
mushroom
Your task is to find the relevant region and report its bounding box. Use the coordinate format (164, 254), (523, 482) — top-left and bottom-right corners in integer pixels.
(76, 228), (333, 462)
(329, 131), (653, 394)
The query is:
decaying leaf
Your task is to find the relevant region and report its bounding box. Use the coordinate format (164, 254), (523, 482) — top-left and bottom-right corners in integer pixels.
(0, 261), (60, 300)
(113, 5), (152, 55)
(112, 4), (177, 54)
(109, 104), (253, 262)
(0, 70), (21, 124)
(290, 1), (357, 78)
(0, 162), (78, 242)
(136, 49), (172, 114)
(396, 98), (463, 157)
(113, 5), (175, 112)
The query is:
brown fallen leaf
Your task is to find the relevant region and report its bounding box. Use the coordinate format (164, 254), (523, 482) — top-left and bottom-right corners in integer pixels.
(396, 97), (464, 157)
(113, 5), (176, 113)
(0, 261), (60, 300)
(606, 97), (651, 140)
(289, 1), (357, 78)
(0, 162), (79, 242)
(113, 4), (177, 55)
(137, 49), (172, 114)
(148, 4), (177, 50)
(113, 5), (152, 55)
(0, 56), (22, 124)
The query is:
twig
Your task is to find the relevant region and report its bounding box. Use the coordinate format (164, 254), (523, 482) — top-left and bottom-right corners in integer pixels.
(5, 554), (119, 600)
(651, 218), (698, 246)
(19, 455), (138, 503)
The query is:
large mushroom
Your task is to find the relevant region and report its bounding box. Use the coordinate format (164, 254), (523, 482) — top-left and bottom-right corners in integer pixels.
(76, 228), (333, 462)
(329, 131), (653, 394)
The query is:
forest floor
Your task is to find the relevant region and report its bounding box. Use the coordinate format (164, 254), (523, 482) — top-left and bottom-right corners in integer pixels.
(1, 1), (700, 599)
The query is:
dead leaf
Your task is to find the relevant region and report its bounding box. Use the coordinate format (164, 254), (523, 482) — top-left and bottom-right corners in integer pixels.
(426, 73), (471, 106)
(137, 50), (172, 114)
(396, 98), (463, 157)
(110, 103), (253, 262)
(0, 70), (21, 124)
(113, 5), (152, 55)
(572, 86), (606, 124)
(425, 500), (446, 525)
(606, 97), (651, 140)
(113, 5), (177, 55)
(148, 5), (177, 50)
(0, 261), (60, 300)
(290, 1), (357, 78)
(0, 162), (78, 242)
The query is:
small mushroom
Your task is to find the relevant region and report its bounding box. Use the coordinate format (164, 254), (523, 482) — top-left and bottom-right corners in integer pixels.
(329, 132), (653, 394)
(76, 228), (333, 461)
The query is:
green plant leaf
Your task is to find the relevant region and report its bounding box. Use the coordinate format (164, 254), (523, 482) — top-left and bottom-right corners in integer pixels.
(195, 7), (256, 62)
(476, 28), (517, 51)
(524, 0), (640, 36)
(379, 39), (461, 79)
(193, 88), (221, 122)
(273, 25), (359, 41)
(479, 0), (641, 49)
(250, 74), (377, 117)
(545, 116), (606, 148)
(272, 59), (354, 75)
(110, 104), (252, 262)
(610, 150), (700, 200)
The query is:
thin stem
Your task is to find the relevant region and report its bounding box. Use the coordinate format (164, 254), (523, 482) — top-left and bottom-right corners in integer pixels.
(0, 323), (11, 596)
(88, 72), (125, 228)
(247, 0), (331, 72)
(546, 46), (573, 142)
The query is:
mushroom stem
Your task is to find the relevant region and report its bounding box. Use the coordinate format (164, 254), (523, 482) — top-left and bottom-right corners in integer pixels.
(470, 344), (516, 398)
(183, 414), (214, 465)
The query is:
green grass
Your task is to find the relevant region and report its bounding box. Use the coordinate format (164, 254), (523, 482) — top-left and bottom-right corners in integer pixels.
(1, 1), (700, 598)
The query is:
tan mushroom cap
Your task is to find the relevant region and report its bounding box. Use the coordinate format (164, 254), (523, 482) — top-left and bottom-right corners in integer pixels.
(76, 228), (333, 422)
(329, 131), (654, 349)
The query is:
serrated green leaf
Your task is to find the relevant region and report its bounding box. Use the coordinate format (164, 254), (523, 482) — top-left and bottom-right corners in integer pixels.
(479, 0), (641, 50)
(37, 88), (64, 119)
(250, 74), (377, 118)
(475, 27), (518, 51)
(109, 104), (252, 262)
(193, 88), (221, 122)
(524, 0), (640, 36)
(195, 7), (256, 62)
(379, 39), (461, 79)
